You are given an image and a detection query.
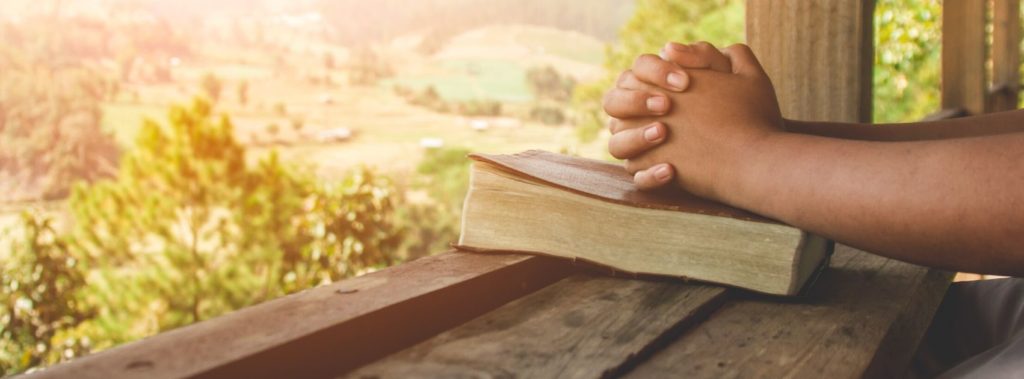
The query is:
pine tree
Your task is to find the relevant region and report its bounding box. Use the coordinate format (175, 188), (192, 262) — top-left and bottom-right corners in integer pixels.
(68, 98), (404, 347)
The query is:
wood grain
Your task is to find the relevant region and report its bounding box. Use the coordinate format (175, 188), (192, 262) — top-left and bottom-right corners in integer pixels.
(346, 275), (729, 379)
(624, 245), (952, 379)
(942, 0), (989, 115)
(991, 0), (1021, 112)
(746, 0), (875, 123)
(25, 252), (572, 379)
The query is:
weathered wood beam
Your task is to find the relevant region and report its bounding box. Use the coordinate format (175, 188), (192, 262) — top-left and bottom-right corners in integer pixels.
(921, 107), (969, 122)
(942, 0), (989, 115)
(745, 0), (875, 123)
(347, 276), (729, 378)
(23, 252), (573, 379)
(991, 0), (1021, 111)
(624, 245), (953, 378)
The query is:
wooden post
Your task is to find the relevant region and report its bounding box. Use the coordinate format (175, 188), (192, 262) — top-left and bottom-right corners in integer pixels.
(991, 0), (1021, 112)
(746, 0), (875, 123)
(942, 0), (989, 115)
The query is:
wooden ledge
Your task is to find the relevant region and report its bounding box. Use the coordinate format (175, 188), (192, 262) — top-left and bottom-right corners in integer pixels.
(25, 251), (572, 379)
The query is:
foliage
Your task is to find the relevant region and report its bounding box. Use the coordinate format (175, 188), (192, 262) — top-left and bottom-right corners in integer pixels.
(1, 212), (93, 375)
(873, 0), (942, 122)
(274, 102), (288, 117)
(529, 105), (567, 125)
(570, 0), (745, 142)
(64, 98), (404, 349)
(397, 85), (503, 116)
(525, 65), (576, 102)
(0, 66), (121, 200)
(237, 80), (249, 106)
(200, 72), (223, 103)
(572, 0), (943, 130)
(290, 117), (305, 132)
(398, 147), (473, 259)
(347, 46), (395, 86)
(454, 100), (503, 117)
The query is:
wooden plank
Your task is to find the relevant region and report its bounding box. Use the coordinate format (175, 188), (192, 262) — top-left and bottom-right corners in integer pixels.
(624, 245), (953, 378)
(942, 0), (989, 115)
(991, 0), (1021, 111)
(346, 275), (729, 379)
(745, 0), (875, 123)
(920, 107), (968, 121)
(25, 251), (573, 379)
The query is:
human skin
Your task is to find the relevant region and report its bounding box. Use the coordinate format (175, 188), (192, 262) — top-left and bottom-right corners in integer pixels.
(602, 42), (1024, 276)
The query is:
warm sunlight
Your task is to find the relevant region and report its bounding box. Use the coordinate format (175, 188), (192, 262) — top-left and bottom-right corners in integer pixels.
(7, 1), (1018, 378)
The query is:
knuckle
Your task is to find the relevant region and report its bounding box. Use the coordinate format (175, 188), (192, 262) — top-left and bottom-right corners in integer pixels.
(619, 71), (640, 88)
(726, 43), (753, 55)
(693, 41), (716, 51)
(601, 88), (618, 108)
(615, 70), (633, 86)
(633, 54), (660, 69)
(624, 160), (640, 174)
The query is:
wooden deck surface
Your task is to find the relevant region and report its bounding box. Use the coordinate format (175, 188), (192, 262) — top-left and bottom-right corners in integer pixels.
(24, 245), (950, 379)
(349, 246), (951, 378)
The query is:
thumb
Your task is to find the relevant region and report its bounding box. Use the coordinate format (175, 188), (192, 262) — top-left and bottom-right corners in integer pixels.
(721, 44), (766, 77)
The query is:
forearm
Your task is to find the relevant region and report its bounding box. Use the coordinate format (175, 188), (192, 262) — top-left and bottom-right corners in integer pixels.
(731, 132), (1024, 275)
(785, 109), (1024, 141)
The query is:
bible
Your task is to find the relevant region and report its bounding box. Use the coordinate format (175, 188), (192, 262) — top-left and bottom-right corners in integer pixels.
(456, 150), (831, 296)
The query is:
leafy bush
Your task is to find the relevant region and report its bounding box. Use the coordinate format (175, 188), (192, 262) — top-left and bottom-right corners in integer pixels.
(0, 212), (93, 375)
(398, 146), (472, 259)
(526, 65), (576, 102)
(454, 100), (502, 117)
(61, 98), (404, 351)
(529, 105), (567, 125)
(0, 68), (120, 200)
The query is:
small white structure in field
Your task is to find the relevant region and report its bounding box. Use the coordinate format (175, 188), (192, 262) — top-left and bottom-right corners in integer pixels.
(470, 119), (490, 131)
(315, 128), (353, 143)
(419, 137), (444, 149)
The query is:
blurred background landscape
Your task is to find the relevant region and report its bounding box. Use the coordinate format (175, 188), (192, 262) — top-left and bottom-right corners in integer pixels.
(0, 0), (946, 375)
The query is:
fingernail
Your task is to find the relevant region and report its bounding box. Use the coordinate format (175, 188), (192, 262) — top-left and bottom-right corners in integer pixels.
(654, 165), (672, 181)
(646, 96), (668, 113)
(669, 42), (690, 52)
(666, 72), (687, 91)
(643, 124), (663, 142)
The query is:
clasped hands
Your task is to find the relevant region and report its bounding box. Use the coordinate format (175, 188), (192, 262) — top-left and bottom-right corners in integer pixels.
(603, 42), (785, 205)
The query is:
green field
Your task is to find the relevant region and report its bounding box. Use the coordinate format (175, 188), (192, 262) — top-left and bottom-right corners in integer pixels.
(98, 23), (610, 182)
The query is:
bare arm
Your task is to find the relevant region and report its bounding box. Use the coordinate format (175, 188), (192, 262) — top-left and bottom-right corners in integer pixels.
(730, 131), (1024, 276)
(605, 43), (1024, 275)
(785, 110), (1024, 141)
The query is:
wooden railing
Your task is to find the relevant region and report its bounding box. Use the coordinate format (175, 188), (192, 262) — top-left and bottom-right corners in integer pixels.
(942, 0), (1020, 116)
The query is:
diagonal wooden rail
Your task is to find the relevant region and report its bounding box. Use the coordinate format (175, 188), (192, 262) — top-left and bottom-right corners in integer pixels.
(24, 252), (572, 379)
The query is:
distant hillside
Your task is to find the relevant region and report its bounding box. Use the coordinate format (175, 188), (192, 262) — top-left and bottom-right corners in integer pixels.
(385, 24), (606, 103)
(318, 0), (634, 45)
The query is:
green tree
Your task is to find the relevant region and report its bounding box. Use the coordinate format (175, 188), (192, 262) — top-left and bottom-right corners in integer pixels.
(571, 0), (745, 142)
(526, 65), (576, 102)
(0, 67), (120, 200)
(1, 212), (93, 375)
(399, 147), (472, 259)
(67, 98), (404, 348)
(237, 80), (249, 106)
(200, 72), (223, 103)
(873, 0), (941, 122)
(346, 45), (394, 86)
